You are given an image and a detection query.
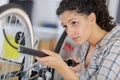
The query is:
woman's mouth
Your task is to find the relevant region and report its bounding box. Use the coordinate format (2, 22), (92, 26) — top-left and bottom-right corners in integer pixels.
(72, 37), (80, 41)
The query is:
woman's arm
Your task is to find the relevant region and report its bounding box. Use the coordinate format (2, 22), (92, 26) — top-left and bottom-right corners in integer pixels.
(35, 49), (80, 80)
(57, 61), (80, 80)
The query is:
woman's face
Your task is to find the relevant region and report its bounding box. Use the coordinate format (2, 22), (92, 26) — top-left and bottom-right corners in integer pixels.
(60, 11), (94, 45)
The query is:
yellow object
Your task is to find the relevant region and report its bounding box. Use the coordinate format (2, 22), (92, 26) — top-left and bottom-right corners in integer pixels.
(3, 35), (20, 60)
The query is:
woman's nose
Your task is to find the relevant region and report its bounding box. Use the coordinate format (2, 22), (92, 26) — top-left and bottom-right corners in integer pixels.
(66, 28), (74, 37)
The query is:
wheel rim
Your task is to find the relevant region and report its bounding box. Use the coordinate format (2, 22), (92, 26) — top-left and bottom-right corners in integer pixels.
(0, 4), (34, 80)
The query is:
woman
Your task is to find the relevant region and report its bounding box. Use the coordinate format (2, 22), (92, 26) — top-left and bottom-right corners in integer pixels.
(36, 0), (120, 80)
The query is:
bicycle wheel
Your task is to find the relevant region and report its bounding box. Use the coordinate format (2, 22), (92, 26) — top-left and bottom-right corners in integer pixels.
(0, 3), (34, 80)
(53, 30), (81, 80)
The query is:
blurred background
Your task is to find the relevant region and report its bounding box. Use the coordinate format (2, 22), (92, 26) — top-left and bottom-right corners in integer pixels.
(0, 1), (120, 79)
(0, 0), (120, 51)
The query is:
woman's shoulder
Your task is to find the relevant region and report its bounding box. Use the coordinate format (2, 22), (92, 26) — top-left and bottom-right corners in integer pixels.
(105, 25), (120, 54)
(112, 24), (120, 31)
(109, 25), (120, 42)
(99, 25), (120, 54)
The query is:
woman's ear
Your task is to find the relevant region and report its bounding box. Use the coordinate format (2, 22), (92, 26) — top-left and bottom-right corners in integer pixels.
(88, 12), (96, 23)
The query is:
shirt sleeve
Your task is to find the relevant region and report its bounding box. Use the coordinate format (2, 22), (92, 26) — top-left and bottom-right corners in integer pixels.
(96, 41), (120, 80)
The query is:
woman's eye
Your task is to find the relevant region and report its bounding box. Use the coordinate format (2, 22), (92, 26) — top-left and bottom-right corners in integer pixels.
(63, 25), (67, 28)
(72, 21), (78, 25)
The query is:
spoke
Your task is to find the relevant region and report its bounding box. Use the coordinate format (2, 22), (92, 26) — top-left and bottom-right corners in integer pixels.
(8, 15), (13, 25)
(8, 61), (15, 79)
(17, 24), (26, 46)
(0, 71), (20, 79)
(14, 62), (39, 78)
(0, 4), (34, 79)
(14, 63), (24, 77)
(15, 16), (18, 26)
(3, 61), (9, 80)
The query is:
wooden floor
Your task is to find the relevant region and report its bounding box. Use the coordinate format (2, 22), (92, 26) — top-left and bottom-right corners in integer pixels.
(0, 62), (20, 80)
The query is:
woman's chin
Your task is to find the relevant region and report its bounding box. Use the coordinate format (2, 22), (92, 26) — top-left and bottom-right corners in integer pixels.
(72, 38), (85, 45)
(75, 41), (84, 45)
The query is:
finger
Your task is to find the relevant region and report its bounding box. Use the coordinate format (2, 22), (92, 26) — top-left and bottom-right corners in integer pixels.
(73, 57), (79, 62)
(41, 49), (55, 56)
(69, 66), (79, 72)
(73, 64), (81, 70)
(35, 56), (48, 64)
(35, 56), (41, 60)
(69, 66), (75, 71)
(72, 63), (81, 71)
(66, 57), (72, 61)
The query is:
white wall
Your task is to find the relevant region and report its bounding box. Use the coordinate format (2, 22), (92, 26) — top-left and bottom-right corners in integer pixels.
(0, 0), (9, 6)
(32, 0), (60, 26)
(108, 0), (119, 21)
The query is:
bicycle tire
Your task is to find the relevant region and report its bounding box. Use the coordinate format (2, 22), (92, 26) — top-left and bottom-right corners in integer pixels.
(0, 3), (34, 80)
(51, 30), (67, 80)
(53, 30), (80, 80)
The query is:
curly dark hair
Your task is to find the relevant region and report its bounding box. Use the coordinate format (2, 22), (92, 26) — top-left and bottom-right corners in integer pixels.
(56, 0), (116, 32)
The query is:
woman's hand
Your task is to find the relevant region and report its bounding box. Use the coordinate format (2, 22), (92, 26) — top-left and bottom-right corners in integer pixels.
(68, 57), (82, 73)
(35, 49), (80, 80)
(35, 49), (66, 69)
(69, 64), (81, 73)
